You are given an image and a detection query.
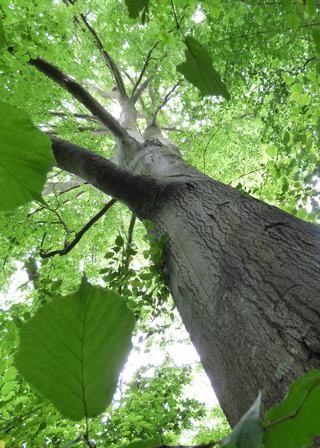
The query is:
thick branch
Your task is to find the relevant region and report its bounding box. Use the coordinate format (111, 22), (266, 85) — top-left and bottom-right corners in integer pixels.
(40, 199), (116, 258)
(30, 57), (129, 141)
(51, 137), (162, 213)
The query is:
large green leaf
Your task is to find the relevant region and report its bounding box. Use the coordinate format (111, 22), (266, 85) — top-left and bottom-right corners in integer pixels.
(222, 394), (263, 448)
(177, 36), (230, 99)
(125, 0), (149, 22)
(0, 101), (54, 211)
(263, 370), (320, 448)
(15, 279), (135, 421)
(125, 437), (162, 448)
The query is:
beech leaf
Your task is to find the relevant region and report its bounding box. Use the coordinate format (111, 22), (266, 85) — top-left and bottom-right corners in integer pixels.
(222, 394), (263, 448)
(0, 101), (54, 211)
(0, 19), (6, 50)
(263, 370), (320, 448)
(15, 279), (135, 421)
(177, 37), (230, 99)
(125, 437), (162, 448)
(125, 0), (149, 22)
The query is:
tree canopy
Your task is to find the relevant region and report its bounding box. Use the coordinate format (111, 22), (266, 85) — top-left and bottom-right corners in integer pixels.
(0, 0), (320, 447)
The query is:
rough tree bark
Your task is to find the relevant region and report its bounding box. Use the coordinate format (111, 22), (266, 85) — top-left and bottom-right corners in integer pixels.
(31, 53), (320, 426)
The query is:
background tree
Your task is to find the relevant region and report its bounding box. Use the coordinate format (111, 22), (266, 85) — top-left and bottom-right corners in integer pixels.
(0, 0), (320, 443)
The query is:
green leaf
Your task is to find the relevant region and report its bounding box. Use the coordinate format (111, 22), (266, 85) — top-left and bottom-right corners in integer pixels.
(0, 102), (54, 211)
(222, 394), (263, 448)
(15, 278), (135, 421)
(263, 370), (320, 448)
(115, 235), (124, 246)
(0, 18), (6, 50)
(298, 93), (310, 106)
(177, 37), (230, 99)
(265, 144), (277, 158)
(288, 12), (300, 29)
(125, 0), (149, 21)
(125, 437), (162, 448)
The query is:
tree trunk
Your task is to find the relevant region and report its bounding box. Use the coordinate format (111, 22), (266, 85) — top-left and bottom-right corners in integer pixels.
(53, 133), (320, 425)
(52, 127), (320, 427)
(127, 140), (320, 426)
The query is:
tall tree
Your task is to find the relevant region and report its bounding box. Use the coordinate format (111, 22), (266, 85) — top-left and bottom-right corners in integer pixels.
(1, 0), (320, 429)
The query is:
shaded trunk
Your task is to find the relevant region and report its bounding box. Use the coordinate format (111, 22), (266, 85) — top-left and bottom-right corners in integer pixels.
(127, 139), (320, 425)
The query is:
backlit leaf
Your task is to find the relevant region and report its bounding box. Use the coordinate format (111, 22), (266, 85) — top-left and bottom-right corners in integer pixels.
(177, 37), (230, 99)
(15, 279), (135, 420)
(0, 102), (54, 211)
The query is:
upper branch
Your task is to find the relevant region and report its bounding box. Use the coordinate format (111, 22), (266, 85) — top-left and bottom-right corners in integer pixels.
(51, 137), (163, 214)
(151, 80), (182, 124)
(131, 42), (159, 101)
(30, 57), (129, 141)
(78, 13), (127, 97)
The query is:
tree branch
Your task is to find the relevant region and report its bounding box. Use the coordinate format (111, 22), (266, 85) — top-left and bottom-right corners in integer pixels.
(151, 80), (182, 124)
(63, 0), (127, 96)
(77, 13), (127, 97)
(40, 199), (116, 258)
(132, 76), (154, 104)
(131, 42), (159, 101)
(30, 57), (129, 141)
(51, 137), (163, 213)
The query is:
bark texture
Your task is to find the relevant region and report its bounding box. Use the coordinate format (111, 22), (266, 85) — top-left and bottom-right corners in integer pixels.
(139, 148), (320, 425)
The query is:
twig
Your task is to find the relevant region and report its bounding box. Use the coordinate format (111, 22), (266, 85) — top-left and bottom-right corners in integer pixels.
(151, 80), (182, 124)
(40, 199), (116, 258)
(203, 127), (221, 174)
(228, 167), (263, 185)
(123, 213), (137, 271)
(0, 406), (45, 433)
(170, 0), (185, 39)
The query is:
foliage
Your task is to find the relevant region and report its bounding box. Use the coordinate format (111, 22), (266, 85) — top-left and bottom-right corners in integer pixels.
(0, 0), (320, 446)
(0, 101), (54, 211)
